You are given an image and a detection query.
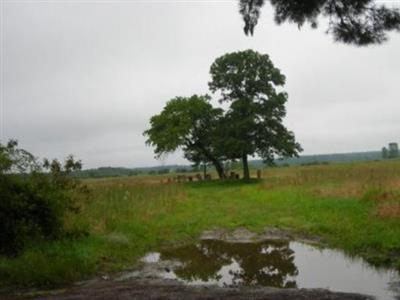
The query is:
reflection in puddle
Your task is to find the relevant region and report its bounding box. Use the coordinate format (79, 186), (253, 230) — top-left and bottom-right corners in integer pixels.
(142, 240), (400, 300)
(160, 240), (297, 288)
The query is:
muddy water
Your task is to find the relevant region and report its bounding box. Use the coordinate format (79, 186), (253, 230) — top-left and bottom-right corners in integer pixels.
(138, 240), (400, 300)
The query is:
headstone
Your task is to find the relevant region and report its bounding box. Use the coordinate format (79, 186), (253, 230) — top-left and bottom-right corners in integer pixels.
(177, 175), (188, 183)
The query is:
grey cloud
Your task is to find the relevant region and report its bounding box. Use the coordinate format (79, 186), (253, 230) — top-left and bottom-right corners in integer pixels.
(2, 1), (399, 168)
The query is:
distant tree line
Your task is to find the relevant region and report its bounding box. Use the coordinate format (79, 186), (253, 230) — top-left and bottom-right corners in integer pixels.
(144, 50), (302, 180)
(73, 167), (141, 178)
(72, 165), (208, 179)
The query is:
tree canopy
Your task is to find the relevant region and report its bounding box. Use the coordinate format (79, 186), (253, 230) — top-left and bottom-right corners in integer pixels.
(143, 95), (226, 179)
(209, 49), (302, 180)
(145, 51), (301, 180)
(239, 0), (400, 46)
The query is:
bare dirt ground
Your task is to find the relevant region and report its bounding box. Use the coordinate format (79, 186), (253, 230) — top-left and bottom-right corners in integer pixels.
(3, 278), (372, 300)
(199, 227), (323, 244)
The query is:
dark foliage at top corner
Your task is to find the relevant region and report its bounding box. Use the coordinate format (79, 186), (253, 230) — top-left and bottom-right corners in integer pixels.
(239, 0), (400, 46)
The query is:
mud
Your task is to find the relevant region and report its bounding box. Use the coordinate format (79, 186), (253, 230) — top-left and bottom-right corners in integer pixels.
(199, 227), (323, 245)
(5, 279), (372, 300)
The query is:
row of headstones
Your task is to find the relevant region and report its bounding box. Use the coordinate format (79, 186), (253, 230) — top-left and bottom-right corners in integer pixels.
(164, 170), (262, 183)
(166, 174), (211, 183)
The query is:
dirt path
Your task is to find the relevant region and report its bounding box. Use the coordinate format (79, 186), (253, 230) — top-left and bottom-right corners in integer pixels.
(4, 279), (372, 300)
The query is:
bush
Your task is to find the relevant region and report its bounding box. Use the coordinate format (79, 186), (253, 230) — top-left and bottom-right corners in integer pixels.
(0, 140), (85, 256)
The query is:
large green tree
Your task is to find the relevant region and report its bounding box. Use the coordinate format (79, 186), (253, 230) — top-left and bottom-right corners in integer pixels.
(209, 49), (302, 180)
(144, 95), (227, 179)
(239, 0), (400, 46)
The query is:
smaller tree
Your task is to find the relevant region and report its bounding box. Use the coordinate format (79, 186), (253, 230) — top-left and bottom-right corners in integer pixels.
(144, 95), (227, 179)
(382, 147), (388, 159)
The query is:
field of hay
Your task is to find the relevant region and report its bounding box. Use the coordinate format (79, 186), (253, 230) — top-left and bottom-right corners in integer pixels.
(1, 159), (400, 287)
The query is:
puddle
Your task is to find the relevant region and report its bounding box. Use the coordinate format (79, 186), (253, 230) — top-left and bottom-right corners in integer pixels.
(128, 239), (400, 300)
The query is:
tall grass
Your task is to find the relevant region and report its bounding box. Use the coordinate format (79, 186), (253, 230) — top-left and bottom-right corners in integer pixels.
(1, 160), (399, 288)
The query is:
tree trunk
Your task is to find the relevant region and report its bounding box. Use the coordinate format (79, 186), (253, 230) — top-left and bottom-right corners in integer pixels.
(242, 154), (250, 180)
(195, 144), (225, 180)
(203, 162), (207, 179)
(213, 160), (226, 180)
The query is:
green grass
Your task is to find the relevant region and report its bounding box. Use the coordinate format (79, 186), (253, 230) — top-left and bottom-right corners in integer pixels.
(1, 160), (400, 288)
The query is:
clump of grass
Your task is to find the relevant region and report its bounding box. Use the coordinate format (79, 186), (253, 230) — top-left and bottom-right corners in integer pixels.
(377, 203), (400, 219)
(360, 188), (400, 219)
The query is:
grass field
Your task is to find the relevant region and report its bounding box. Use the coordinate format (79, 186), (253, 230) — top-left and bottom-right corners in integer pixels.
(1, 160), (400, 288)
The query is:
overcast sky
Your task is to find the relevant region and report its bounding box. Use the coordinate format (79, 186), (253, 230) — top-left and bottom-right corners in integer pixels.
(1, 0), (399, 169)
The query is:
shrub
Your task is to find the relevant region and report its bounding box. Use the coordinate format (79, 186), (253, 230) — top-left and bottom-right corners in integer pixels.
(0, 140), (85, 256)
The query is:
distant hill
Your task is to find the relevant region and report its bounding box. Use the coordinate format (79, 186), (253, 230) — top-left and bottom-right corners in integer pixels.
(250, 151), (382, 168)
(73, 165), (193, 179)
(74, 151), (382, 179)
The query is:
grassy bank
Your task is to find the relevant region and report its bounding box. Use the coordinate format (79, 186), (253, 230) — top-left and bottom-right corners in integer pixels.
(1, 160), (400, 288)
